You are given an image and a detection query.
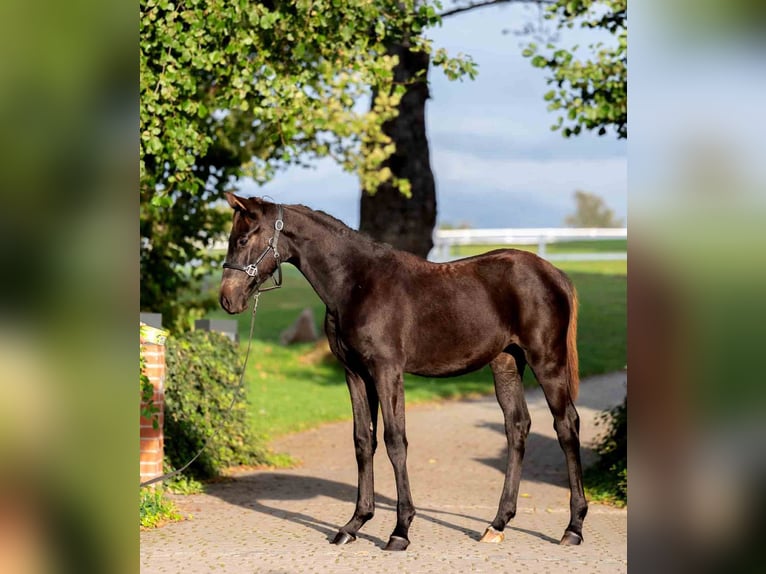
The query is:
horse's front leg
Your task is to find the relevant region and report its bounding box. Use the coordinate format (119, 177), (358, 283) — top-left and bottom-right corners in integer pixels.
(332, 369), (378, 545)
(375, 367), (415, 551)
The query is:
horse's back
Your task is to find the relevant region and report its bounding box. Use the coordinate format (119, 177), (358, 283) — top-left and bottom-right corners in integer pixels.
(422, 248), (572, 302)
(387, 249), (573, 377)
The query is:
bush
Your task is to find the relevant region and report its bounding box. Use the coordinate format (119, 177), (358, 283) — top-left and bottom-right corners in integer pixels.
(165, 471), (204, 495)
(164, 330), (271, 479)
(140, 348), (159, 427)
(584, 397), (627, 506)
(140, 488), (180, 528)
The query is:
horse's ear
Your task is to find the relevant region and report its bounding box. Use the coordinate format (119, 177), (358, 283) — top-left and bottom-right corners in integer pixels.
(224, 192), (249, 212)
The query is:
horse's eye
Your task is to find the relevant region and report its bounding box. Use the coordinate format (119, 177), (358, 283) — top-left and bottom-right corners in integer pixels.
(236, 235), (249, 247)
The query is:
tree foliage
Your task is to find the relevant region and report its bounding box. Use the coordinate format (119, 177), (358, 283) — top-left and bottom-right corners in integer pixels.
(140, 0), (476, 330)
(524, 0), (626, 139)
(565, 190), (623, 227)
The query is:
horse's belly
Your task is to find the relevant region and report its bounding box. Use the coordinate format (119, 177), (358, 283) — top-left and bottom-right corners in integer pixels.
(405, 336), (507, 378)
(401, 281), (513, 377)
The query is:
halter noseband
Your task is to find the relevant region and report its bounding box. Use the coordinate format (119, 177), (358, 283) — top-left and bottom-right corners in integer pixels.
(222, 204), (284, 292)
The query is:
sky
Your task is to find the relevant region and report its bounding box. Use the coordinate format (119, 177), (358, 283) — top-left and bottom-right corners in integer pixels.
(238, 3), (627, 229)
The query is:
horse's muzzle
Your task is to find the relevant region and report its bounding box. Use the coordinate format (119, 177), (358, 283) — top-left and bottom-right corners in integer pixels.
(219, 283), (249, 314)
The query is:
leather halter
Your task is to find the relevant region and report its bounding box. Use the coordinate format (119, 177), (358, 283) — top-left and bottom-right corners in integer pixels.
(222, 204), (284, 291)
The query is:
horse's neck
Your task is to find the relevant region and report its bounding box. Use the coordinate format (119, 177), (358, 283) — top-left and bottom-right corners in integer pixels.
(285, 207), (376, 312)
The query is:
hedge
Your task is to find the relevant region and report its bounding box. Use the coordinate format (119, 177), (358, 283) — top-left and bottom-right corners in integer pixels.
(163, 330), (271, 479)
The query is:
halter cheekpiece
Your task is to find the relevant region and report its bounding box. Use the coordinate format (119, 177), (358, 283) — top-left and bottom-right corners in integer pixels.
(222, 204), (284, 291)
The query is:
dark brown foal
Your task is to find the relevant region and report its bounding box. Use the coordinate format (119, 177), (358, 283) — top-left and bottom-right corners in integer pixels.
(219, 193), (587, 550)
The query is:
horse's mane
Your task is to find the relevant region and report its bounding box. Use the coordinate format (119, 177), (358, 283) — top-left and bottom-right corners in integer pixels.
(289, 203), (393, 252)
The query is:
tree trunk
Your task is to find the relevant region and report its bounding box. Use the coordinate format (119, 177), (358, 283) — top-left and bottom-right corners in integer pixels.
(359, 41), (435, 258)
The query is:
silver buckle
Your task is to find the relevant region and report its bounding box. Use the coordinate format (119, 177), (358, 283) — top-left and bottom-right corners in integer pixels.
(244, 264), (258, 277)
(274, 219), (284, 231)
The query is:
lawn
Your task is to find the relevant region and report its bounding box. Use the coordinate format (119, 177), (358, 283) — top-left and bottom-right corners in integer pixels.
(451, 239), (627, 257)
(204, 256), (626, 439)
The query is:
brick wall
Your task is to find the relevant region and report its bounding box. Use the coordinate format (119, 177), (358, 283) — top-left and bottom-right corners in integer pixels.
(140, 325), (167, 485)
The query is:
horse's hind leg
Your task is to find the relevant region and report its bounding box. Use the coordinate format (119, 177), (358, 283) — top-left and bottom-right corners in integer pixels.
(332, 369), (378, 545)
(531, 360), (588, 545)
(480, 349), (530, 544)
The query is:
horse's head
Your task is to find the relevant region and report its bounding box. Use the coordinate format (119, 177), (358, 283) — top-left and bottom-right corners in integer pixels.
(219, 193), (285, 314)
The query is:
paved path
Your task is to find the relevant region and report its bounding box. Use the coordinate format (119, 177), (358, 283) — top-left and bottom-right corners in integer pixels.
(141, 371), (627, 573)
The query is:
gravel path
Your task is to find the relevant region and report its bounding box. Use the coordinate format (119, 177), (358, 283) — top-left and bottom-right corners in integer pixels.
(141, 371), (627, 573)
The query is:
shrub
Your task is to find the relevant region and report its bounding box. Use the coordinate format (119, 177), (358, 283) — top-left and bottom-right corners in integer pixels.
(140, 488), (180, 528)
(165, 471), (204, 495)
(164, 330), (271, 479)
(140, 347), (159, 427)
(585, 397), (627, 506)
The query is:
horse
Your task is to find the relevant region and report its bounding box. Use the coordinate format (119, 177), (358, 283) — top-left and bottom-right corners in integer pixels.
(219, 193), (587, 551)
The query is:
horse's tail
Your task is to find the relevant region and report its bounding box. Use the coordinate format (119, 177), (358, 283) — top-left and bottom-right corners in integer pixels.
(566, 285), (580, 402)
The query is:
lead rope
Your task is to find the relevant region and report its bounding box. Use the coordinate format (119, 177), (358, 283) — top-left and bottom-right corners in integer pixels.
(140, 291), (261, 488)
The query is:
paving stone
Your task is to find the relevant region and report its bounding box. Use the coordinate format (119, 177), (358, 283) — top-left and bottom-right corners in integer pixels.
(141, 372), (627, 573)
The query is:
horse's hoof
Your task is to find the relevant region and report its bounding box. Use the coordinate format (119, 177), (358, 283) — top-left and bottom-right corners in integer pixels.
(479, 525), (505, 544)
(559, 530), (583, 546)
(383, 535), (410, 551)
(331, 531), (356, 545)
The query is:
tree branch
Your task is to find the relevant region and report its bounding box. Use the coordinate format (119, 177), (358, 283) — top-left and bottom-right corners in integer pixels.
(440, 0), (553, 20)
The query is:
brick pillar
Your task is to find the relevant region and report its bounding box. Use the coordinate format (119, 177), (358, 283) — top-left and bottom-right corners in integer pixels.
(140, 324), (168, 486)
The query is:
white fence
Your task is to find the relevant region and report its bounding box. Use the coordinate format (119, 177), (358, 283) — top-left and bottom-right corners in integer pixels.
(430, 228), (627, 262)
(211, 227), (627, 263)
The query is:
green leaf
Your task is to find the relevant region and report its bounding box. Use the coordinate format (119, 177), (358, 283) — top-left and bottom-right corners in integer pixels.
(524, 0), (626, 140)
(146, 136), (162, 154)
(140, 0), (479, 326)
(151, 194), (172, 208)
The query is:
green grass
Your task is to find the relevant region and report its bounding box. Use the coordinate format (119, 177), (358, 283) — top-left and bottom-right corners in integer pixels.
(556, 259), (627, 275)
(452, 239), (626, 257)
(561, 263), (627, 375)
(204, 255), (626, 439)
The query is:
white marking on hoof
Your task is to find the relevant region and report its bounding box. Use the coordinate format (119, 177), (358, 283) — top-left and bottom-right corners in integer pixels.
(559, 530), (583, 546)
(479, 525), (505, 544)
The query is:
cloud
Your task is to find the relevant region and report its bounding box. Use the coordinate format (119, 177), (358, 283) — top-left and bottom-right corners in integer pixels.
(435, 187), (572, 228)
(433, 149), (627, 216)
(235, 144), (627, 230)
(429, 118), (626, 161)
(238, 161), (362, 226)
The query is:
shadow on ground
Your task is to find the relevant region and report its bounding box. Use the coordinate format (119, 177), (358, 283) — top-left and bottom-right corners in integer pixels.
(475, 423), (599, 485)
(204, 472), (520, 548)
(200, 379), (622, 551)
